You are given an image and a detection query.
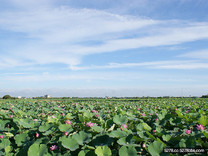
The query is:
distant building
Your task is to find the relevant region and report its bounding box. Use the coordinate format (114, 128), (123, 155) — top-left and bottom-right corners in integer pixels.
(17, 96), (22, 99)
(45, 95), (50, 98)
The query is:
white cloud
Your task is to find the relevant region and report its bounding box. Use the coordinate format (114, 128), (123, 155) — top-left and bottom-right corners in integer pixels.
(0, 6), (158, 67)
(179, 49), (208, 59)
(0, 1), (208, 70)
(69, 60), (208, 70)
(1, 69), (205, 83)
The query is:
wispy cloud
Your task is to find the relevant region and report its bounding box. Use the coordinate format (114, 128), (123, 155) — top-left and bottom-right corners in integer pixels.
(178, 49), (208, 59)
(70, 60), (208, 70)
(0, 0), (208, 96)
(0, 3), (208, 68)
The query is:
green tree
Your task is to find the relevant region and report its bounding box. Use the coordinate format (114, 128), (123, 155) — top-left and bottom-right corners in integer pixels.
(2, 95), (13, 99)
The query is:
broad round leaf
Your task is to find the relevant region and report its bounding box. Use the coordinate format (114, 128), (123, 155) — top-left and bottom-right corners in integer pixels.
(61, 137), (79, 151)
(148, 141), (164, 156)
(119, 146), (137, 156)
(28, 143), (48, 156)
(95, 146), (112, 156)
(72, 131), (92, 145)
(113, 115), (128, 125)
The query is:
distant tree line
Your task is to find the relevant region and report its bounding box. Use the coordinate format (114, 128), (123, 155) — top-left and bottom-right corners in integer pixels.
(2, 95), (16, 99)
(201, 95), (208, 98)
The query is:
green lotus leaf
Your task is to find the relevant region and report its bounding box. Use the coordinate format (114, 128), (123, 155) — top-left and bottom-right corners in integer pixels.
(0, 138), (12, 154)
(0, 138), (10, 149)
(18, 118), (34, 128)
(39, 123), (53, 132)
(59, 124), (73, 133)
(91, 135), (114, 147)
(202, 131), (208, 138)
(78, 150), (90, 156)
(162, 135), (171, 142)
(0, 120), (9, 131)
(109, 130), (127, 138)
(142, 123), (152, 131)
(198, 114), (208, 126)
(148, 141), (164, 156)
(83, 112), (93, 118)
(61, 136), (79, 151)
(186, 136), (195, 148)
(72, 131), (92, 145)
(5, 145), (12, 154)
(28, 143), (48, 156)
(175, 110), (184, 118)
(4, 132), (14, 138)
(95, 146), (112, 156)
(136, 123), (144, 131)
(65, 113), (73, 119)
(47, 116), (59, 124)
(118, 146), (137, 156)
(91, 126), (104, 133)
(14, 133), (30, 146)
(16, 110), (27, 117)
(39, 123), (58, 135)
(146, 131), (156, 140)
(117, 135), (138, 146)
(113, 115), (128, 125)
(179, 139), (186, 148)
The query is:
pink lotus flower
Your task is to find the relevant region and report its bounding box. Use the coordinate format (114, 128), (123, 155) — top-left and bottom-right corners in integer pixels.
(86, 122), (97, 127)
(196, 124), (205, 130)
(36, 133), (39, 138)
(153, 130), (156, 133)
(64, 132), (68, 136)
(33, 119), (38, 122)
(154, 107), (157, 109)
(51, 116), (56, 118)
(156, 113), (158, 116)
(65, 120), (71, 125)
(96, 114), (99, 117)
(50, 145), (58, 151)
(185, 129), (191, 135)
(57, 106), (60, 108)
(141, 113), (145, 116)
(62, 113), (65, 116)
(120, 124), (127, 131)
(137, 108), (141, 110)
(61, 109), (65, 111)
(175, 108), (178, 111)
(92, 110), (98, 113)
(156, 118), (158, 121)
(0, 135), (4, 139)
(142, 143), (146, 148)
(108, 110), (110, 113)
(10, 115), (13, 118)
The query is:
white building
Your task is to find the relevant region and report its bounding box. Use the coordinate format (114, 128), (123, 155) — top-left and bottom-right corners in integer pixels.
(45, 95), (50, 98)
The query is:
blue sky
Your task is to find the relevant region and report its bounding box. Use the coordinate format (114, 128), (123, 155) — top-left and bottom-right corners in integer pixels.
(0, 0), (208, 97)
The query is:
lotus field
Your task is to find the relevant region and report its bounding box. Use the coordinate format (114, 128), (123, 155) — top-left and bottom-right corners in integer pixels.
(0, 98), (207, 156)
